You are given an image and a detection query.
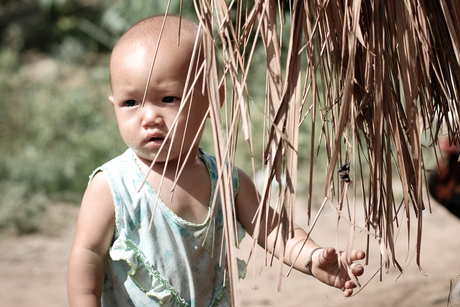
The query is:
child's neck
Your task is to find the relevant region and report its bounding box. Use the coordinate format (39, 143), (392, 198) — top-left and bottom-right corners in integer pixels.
(134, 150), (201, 176)
(133, 148), (211, 224)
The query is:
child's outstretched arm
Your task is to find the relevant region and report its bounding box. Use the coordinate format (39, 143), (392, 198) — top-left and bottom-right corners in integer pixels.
(67, 172), (115, 307)
(235, 169), (364, 297)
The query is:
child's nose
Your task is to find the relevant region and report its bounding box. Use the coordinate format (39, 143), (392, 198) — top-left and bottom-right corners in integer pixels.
(142, 104), (164, 127)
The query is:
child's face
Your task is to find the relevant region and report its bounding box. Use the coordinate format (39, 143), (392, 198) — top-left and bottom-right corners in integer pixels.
(109, 38), (208, 165)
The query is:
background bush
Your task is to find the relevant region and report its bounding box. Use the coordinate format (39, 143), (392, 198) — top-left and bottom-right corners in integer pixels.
(0, 0), (328, 235)
(0, 46), (125, 234)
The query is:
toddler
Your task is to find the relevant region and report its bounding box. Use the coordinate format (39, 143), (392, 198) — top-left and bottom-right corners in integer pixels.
(67, 15), (365, 307)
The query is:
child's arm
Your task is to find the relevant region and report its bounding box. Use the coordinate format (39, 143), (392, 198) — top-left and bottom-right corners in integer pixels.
(235, 169), (364, 297)
(67, 172), (115, 307)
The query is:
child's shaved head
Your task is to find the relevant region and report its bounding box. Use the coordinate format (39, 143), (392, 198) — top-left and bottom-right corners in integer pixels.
(114, 15), (199, 51)
(110, 15), (202, 88)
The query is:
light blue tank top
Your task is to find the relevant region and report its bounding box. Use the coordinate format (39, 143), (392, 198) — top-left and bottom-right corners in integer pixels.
(90, 148), (246, 307)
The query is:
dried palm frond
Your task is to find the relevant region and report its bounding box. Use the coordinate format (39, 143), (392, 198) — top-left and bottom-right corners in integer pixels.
(151, 0), (460, 305)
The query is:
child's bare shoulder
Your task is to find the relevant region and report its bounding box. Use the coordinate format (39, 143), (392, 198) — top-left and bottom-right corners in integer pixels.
(78, 171), (115, 229)
(83, 171), (114, 209)
(88, 171), (110, 192)
(72, 171), (115, 251)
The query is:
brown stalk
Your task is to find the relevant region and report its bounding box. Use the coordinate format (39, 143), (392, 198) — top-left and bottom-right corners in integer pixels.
(143, 1), (460, 304)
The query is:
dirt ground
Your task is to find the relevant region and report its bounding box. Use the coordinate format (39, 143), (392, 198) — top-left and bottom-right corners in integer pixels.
(1, 196), (460, 307)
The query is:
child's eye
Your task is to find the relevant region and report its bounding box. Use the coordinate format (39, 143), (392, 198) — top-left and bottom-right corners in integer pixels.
(124, 100), (138, 107)
(162, 96), (180, 103)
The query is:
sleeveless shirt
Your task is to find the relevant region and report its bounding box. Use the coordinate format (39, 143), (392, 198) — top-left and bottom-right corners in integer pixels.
(89, 148), (246, 306)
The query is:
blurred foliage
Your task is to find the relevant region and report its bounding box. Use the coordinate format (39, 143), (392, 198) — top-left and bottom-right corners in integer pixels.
(0, 0), (324, 234)
(0, 0), (200, 234)
(0, 182), (47, 235)
(0, 0), (198, 52)
(0, 46), (127, 234)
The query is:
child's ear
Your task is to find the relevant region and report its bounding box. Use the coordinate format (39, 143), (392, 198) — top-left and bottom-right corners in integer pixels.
(108, 95), (115, 107)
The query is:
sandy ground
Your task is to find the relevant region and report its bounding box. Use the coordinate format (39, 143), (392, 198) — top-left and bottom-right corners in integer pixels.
(1, 197), (460, 307)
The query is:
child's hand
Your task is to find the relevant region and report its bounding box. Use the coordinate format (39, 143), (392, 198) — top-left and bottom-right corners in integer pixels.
(310, 247), (365, 297)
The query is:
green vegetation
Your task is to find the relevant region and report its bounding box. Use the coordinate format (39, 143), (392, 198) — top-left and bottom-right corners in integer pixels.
(0, 0), (326, 235)
(0, 0), (187, 234)
(0, 46), (126, 234)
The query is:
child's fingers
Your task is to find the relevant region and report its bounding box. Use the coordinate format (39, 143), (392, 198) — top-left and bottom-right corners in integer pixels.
(344, 279), (357, 289)
(353, 249), (366, 260)
(341, 279), (359, 297)
(338, 249), (365, 266)
(343, 288), (354, 297)
(320, 247), (337, 261)
(344, 249), (365, 261)
(350, 262), (364, 277)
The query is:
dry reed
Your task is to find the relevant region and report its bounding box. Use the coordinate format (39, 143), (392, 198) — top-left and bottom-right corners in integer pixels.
(150, 1), (460, 305)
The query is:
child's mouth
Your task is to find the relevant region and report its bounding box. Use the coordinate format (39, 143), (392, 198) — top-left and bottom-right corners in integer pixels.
(148, 137), (164, 145)
(145, 133), (167, 148)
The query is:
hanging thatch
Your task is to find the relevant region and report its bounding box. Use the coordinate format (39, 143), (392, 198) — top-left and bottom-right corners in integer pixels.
(149, 0), (460, 305)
